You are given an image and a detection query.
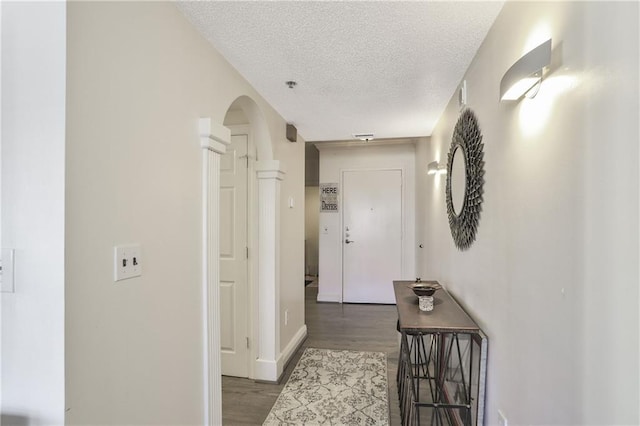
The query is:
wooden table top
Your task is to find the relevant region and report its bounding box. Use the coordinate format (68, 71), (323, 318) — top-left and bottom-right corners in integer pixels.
(394, 280), (480, 334)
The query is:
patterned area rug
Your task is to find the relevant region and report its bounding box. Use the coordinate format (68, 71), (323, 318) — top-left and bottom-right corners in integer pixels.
(263, 348), (389, 425)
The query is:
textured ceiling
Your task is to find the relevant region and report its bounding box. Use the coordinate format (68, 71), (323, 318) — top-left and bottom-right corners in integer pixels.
(176, 1), (504, 142)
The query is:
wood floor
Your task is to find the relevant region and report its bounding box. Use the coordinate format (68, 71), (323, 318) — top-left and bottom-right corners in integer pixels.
(222, 285), (401, 425)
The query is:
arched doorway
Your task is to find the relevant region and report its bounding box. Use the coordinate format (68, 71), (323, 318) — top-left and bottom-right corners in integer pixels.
(199, 95), (285, 425)
(220, 96), (285, 381)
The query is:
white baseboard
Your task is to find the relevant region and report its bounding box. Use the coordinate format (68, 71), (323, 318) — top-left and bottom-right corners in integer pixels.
(317, 292), (341, 303)
(254, 358), (279, 382)
(254, 325), (308, 383)
(276, 324), (307, 380)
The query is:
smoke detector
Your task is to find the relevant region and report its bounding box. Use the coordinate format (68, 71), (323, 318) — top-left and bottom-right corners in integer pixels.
(353, 133), (374, 141)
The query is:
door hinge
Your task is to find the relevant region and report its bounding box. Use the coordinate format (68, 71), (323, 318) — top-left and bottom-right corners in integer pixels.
(246, 337), (250, 348)
(246, 247), (249, 259)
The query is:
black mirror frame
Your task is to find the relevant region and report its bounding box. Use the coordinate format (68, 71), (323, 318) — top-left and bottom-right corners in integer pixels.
(446, 109), (485, 250)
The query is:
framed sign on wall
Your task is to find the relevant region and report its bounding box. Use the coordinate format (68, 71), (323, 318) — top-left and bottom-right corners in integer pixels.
(320, 183), (339, 212)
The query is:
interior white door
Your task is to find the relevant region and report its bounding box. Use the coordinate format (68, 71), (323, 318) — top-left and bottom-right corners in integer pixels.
(343, 169), (402, 304)
(220, 133), (249, 377)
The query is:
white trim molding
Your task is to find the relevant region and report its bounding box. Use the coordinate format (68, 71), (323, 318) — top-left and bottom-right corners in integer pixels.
(316, 293), (342, 303)
(199, 117), (230, 426)
(256, 159), (285, 180)
(254, 160), (285, 382)
(276, 325), (308, 379)
(199, 117), (231, 154)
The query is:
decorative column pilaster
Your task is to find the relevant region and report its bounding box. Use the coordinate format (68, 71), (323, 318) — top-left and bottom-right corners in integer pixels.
(254, 160), (285, 381)
(199, 118), (230, 426)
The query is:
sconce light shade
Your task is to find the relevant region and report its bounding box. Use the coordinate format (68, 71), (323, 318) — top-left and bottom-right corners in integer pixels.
(427, 161), (447, 175)
(427, 161), (438, 175)
(500, 39), (552, 101)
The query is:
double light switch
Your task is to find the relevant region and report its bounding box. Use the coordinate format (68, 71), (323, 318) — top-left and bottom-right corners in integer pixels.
(114, 244), (142, 281)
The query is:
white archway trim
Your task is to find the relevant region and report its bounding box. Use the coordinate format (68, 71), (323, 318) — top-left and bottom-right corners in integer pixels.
(199, 118), (231, 152)
(199, 117), (230, 426)
(254, 160), (285, 382)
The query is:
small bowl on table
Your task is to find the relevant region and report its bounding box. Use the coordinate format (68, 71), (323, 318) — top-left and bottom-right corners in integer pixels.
(408, 281), (441, 297)
(408, 281), (440, 311)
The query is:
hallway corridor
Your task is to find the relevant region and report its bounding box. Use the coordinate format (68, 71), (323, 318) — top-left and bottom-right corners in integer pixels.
(222, 286), (401, 425)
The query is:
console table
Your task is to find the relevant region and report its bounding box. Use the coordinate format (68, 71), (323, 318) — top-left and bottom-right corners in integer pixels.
(394, 281), (488, 425)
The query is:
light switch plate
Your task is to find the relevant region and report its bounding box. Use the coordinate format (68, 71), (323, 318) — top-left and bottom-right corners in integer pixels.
(1, 248), (15, 293)
(114, 244), (142, 282)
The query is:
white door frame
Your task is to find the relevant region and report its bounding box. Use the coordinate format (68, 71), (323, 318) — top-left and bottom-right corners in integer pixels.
(227, 125), (285, 382)
(227, 124), (255, 380)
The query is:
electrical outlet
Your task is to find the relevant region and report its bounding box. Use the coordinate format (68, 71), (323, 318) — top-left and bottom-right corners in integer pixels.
(114, 244), (142, 282)
(498, 410), (508, 426)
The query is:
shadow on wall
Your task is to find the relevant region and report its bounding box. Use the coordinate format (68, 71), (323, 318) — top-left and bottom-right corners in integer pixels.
(1, 413), (32, 425)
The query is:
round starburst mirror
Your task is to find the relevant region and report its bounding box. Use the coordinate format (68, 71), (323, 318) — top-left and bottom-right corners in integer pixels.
(446, 109), (485, 250)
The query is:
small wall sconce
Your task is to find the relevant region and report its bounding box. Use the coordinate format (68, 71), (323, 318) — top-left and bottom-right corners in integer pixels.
(427, 161), (447, 175)
(458, 80), (467, 111)
(500, 39), (552, 101)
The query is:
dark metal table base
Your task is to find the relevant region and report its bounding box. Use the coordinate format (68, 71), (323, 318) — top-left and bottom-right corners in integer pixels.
(397, 331), (484, 426)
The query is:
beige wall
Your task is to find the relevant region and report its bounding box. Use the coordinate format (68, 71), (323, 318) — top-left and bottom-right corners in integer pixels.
(275, 131), (306, 354)
(414, 136), (431, 274)
(65, 2), (304, 423)
(417, 1), (638, 424)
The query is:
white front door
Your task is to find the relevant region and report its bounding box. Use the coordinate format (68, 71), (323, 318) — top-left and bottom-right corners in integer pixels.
(220, 133), (249, 377)
(342, 169), (402, 304)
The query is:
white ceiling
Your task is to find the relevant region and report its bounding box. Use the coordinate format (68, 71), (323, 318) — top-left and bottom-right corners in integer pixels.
(176, 1), (504, 142)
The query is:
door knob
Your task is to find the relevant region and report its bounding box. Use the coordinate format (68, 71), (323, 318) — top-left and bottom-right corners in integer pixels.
(345, 239), (354, 244)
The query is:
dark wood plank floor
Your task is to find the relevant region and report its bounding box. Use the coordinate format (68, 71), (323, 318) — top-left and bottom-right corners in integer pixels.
(222, 286), (401, 425)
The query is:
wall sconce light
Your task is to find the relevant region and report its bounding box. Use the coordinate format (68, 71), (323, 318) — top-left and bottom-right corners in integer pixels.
(458, 80), (467, 111)
(500, 39), (552, 101)
(427, 161), (447, 175)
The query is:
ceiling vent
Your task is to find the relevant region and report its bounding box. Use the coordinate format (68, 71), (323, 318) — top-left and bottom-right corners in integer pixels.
(353, 133), (374, 141)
